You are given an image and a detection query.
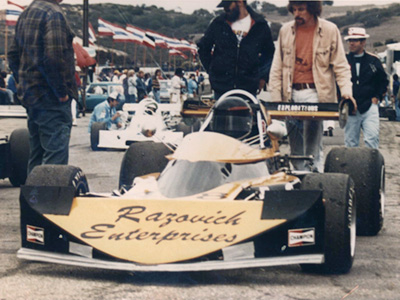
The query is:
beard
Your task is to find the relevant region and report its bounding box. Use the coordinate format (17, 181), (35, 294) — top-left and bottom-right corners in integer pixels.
(225, 5), (240, 22)
(295, 17), (305, 26)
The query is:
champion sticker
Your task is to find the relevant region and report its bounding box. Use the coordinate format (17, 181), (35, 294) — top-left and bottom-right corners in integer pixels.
(27, 225), (45, 245)
(288, 228), (315, 247)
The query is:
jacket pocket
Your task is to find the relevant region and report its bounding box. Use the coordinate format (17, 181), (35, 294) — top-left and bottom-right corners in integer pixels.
(282, 47), (292, 68)
(316, 47), (330, 67)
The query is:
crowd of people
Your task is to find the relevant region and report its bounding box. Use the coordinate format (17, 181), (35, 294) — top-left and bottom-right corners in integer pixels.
(96, 67), (206, 104)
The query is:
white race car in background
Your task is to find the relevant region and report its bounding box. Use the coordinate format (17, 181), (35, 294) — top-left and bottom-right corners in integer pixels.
(90, 98), (183, 150)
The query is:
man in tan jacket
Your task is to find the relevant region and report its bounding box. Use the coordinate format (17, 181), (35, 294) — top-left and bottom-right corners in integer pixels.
(269, 0), (353, 172)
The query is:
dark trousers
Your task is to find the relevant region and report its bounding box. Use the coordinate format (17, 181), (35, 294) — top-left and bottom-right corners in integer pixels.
(26, 103), (72, 175)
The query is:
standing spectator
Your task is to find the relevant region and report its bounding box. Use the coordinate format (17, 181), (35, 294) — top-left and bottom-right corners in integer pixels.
(0, 71), (13, 104)
(88, 92), (123, 132)
(8, 0), (78, 175)
(393, 74), (400, 122)
(136, 70), (147, 102)
(144, 73), (152, 94)
(127, 69), (137, 103)
(120, 69), (128, 83)
(112, 70), (120, 83)
(151, 69), (164, 103)
(269, 0), (353, 172)
(7, 72), (18, 104)
(198, 73), (205, 93)
(187, 74), (198, 98)
(170, 68), (185, 104)
(197, 0), (275, 99)
(71, 69), (82, 126)
(344, 27), (388, 149)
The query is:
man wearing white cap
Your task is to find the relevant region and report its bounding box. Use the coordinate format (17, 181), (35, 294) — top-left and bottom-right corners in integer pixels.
(344, 27), (388, 149)
(88, 91), (123, 133)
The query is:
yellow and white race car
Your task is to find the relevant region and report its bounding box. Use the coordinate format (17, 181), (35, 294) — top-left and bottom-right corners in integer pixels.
(19, 90), (384, 274)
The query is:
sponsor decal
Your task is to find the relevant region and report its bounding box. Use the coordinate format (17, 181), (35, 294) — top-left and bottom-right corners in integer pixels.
(27, 225), (44, 245)
(80, 206), (244, 245)
(277, 104), (319, 112)
(288, 228), (315, 247)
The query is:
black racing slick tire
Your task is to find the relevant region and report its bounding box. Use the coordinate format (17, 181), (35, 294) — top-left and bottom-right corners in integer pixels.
(118, 141), (172, 189)
(90, 122), (107, 151)
(8, 128), (30, 187)
(176, 121), (192, 136)
(325, 147), (385, 236)
(300, 173), (356, 274)
(387, 108), (396, 121)
(26, 165), (89, 196)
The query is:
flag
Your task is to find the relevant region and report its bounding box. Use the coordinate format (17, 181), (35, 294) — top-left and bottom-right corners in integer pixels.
(97, 18), (115, 36)
(126, 25), (155, 49)
(189, 42), (198, 56)
(165, 37), (182, 49)
(88, 22), (97, 45)
(113, 26), (138, 43)
(169, 49), (188, 60)
(6, 0), (24, 26)
(126, 24), (145, 44)
(146, 30), (168, 48)
(143, 34), (156, 50)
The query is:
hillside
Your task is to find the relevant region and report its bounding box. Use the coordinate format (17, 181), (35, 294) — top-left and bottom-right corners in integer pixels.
(1, 1), (400, 67)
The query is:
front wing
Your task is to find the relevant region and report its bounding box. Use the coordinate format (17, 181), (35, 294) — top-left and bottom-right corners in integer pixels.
(19, 186), (325, 271)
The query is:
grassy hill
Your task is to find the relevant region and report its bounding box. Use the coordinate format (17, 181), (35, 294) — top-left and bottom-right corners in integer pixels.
(1, 2), (399, 67)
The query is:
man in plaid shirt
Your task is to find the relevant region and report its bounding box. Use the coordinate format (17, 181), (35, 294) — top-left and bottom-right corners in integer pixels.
(8, 0), (78, 175)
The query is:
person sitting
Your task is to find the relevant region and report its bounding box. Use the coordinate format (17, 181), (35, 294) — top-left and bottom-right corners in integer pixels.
(88, 91), (123, 132)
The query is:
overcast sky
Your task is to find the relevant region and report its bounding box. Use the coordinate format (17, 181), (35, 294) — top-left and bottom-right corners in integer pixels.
(3, 0), (400, 14)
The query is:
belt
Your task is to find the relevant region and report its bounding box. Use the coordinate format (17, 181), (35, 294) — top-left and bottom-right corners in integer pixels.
(292, 83), (316, 90)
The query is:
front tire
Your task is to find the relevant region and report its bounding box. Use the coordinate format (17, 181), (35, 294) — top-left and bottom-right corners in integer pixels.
(90, 122), (107, 151)
(8, 128), (30, 187)
(119, 141), (172, 189)
(300, 173), (356, 274)
(26, 165), (89, 196)
(325, 147), (384, 236)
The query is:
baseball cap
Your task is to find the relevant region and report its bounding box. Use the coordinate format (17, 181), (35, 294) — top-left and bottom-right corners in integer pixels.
(217, 0), (239, 8)
(108, 91), (121, 101)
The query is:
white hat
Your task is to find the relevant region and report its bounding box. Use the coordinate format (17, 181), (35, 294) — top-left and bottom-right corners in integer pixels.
(108, 91), (120, 101)
(344, 27), (370, 41)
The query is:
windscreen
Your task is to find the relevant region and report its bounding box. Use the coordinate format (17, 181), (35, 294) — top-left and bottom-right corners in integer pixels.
(157, 160), (269, 198)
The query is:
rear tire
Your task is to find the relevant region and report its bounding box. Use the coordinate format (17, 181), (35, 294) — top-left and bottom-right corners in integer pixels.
(300, 173), (356, 274)
(8, 128), (30, 187)
(387, 108), (396, 121)
(26, 165), (89, 196)
(119, 141), (172, 189)
(90, 122), (107, 151)
(325, 147), (384, 236)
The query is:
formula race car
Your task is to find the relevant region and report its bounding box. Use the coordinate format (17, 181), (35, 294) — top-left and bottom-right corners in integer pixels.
(0, 128), (29, 187)
(90, 99), (184, 150)
(18, 90), (384, 274)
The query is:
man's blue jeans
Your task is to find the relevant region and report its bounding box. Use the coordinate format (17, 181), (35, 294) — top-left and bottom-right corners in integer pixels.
(26, 103), (72, 175)
(153, 89), (161, 103)
(395, 97), (400, 121)
(344, 103), (379, 149)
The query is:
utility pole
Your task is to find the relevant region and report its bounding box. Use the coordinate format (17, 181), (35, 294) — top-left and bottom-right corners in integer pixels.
(81, 0), (89, 116)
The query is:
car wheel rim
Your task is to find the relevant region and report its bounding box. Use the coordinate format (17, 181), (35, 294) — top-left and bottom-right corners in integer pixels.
(350, 186), (356, 258)
(380, 165), (385, 219)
